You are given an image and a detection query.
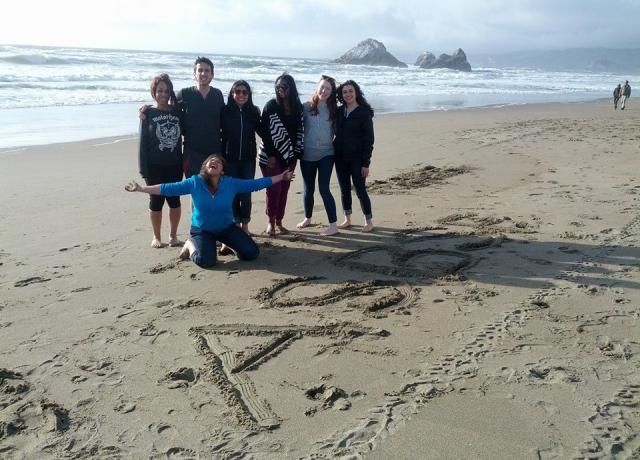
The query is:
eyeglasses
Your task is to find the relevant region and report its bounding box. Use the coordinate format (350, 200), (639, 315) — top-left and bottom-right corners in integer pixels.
(233, 89), (248, 95)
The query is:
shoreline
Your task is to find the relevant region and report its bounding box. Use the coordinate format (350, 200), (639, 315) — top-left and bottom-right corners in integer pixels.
(1, 98), (639, 459)
(0, 97), (612, 153)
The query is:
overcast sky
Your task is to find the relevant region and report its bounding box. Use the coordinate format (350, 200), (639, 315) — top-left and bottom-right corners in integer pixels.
(4, 0), (640, 60)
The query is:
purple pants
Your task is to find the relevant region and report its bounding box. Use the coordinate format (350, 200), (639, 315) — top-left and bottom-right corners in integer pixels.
(260, 158), (296, 222)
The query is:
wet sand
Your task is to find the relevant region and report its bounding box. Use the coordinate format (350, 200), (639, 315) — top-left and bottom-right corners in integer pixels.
(1, 100), (639, 459)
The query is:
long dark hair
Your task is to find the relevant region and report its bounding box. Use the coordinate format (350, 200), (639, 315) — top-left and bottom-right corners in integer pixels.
(336, 80), (374, 117)
(226, 80), (260, 123)
(310, 75), (337, 120)
(150, 73), (178, 106)
(275, 73), (302, 115)
(199, 154), (226, 186)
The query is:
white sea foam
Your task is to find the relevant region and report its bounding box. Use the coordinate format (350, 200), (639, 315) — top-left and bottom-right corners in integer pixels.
(0, 44), (636, 149)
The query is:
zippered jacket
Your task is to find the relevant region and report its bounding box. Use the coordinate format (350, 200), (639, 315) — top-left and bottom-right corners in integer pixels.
(221, 103), (261, 162)
(334, 105), (374, 168)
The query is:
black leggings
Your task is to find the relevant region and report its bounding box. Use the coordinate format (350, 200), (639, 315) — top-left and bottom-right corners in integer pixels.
(144, 164), (183, 211)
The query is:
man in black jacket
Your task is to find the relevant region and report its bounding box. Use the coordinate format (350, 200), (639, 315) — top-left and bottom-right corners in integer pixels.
(179, 57), (225, 177)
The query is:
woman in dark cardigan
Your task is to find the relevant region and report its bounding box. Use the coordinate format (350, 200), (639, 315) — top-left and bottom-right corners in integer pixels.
(257, 73), (304, 236)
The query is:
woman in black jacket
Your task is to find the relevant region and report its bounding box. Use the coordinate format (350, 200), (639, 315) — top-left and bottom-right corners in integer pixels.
(221, 80), (262, 236)
(334, 80), (374, 232)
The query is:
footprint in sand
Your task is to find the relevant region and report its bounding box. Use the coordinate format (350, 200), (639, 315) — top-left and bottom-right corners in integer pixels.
(162, 367), (198, 389)
(527, 365), (580, 384)
(113, 401), (136, 414)
(166, 447), (197, 459)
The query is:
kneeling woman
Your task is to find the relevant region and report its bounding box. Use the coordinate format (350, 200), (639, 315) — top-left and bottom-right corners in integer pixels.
(125, 154), (294, 267)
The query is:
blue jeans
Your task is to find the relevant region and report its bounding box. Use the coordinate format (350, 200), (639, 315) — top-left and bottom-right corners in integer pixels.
(224, 159), (256, 224)
(335, 158), (372, 219)
(189, 225), (259, 268)
(300, 156), (337, 223)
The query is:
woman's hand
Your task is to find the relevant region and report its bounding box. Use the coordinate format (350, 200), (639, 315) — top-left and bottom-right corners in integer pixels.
(281, 169), (295, 182)
(124, 181), (141, 192)
(272, 169), (295, 185)
(361, 167), (370, 178)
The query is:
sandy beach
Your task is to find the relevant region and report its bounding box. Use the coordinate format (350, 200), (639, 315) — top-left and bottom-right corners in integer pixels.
(1, 100), (639, 459)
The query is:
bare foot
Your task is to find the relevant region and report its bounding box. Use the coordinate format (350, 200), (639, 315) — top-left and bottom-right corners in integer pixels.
(169, 238), (184, 247)
(276, 224), (290, 235)
(265, 224), (276, 236)
(151, 238), (167, 248)
(179, 240), (194, 259)
(361, 220), (374, 233)
(241, 223), (253, 236)
(219, 244), (234, 256)
(337, 218), (351, 229)
(296, 218), (312, 229)
(320, 223), (339, 236)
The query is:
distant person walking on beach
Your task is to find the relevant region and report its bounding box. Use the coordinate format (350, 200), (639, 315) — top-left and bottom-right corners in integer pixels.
(221, 80), (262, 236)
(296, 75), (339, 236)
(334, 80), (375, 233)
(125, 154), (295, 268)
(258, 74), (304, 236)
(140, 57), (224, 178)
(613, 84), (622, 110)
(621, 80), (631, 110)
(138, 73), (183, 248)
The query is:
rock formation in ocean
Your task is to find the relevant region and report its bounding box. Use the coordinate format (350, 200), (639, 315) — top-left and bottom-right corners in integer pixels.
(334, 39), (407, 68)
(415, 48), (472, 72)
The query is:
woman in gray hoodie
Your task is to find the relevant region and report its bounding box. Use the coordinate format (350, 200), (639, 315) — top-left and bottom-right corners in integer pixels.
(296, 75), (339, 236)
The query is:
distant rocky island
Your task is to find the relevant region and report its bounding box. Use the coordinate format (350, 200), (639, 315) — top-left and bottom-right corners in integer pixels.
(415, 48), (472, 72)
(334, 39), (407, 68)
(334, 39), (473, 72)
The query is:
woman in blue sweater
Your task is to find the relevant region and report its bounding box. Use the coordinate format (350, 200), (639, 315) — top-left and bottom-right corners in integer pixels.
(125, 154), (294, 267)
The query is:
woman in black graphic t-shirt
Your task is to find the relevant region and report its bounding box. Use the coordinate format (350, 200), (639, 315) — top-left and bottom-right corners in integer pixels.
(138, 74), (184, 248)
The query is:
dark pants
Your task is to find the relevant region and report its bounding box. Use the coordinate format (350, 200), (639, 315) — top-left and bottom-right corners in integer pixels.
(183, 146), (208, 178)
(225, 159), (256, 224)
(335, 158), (372, 219)
(189, 225), (259, 268)
(144, 164), (183, 211)
(260, 158), (296, 222)
(300, 156), (337, 223)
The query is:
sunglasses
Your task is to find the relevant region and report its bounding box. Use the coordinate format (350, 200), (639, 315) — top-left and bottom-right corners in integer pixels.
(233, 88), (248, 95)
(275, 84), (289, 91)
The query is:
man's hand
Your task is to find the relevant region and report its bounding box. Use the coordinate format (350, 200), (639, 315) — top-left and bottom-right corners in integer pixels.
(138, 104), (151, 121)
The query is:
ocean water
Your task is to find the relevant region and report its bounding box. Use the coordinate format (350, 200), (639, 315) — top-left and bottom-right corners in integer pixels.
(0, 44), (635, 149)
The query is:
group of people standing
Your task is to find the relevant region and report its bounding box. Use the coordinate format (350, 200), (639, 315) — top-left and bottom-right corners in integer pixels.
(613, 80), (631, 110)
(127, 56), (375, 267)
